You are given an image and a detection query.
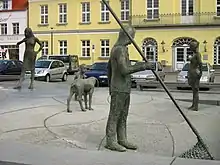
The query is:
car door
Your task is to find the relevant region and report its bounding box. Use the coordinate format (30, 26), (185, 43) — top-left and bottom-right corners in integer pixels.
(5, 61), (18, 75)
(49, 61), (60, 79)
(58, 61), (66, 78)
(14, 61), (23, 75)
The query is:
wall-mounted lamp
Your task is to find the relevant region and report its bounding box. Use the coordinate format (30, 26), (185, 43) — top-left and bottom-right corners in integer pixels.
(203, 40), (207, 52)
(92, 44), (95, 64)
(161, 40), (166, 52)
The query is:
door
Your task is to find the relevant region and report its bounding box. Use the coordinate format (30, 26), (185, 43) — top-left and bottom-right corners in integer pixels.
(217, 45), (220, 65)
(181, 0), (194, 24)
(58, 61), (65, 78)
(144, 45), (156, 62)
(175, 47), (192, 70)
(50, 61), (60, 79)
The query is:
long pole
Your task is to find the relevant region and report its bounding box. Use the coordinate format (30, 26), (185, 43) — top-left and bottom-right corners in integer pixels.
(101, 0), (213, 159)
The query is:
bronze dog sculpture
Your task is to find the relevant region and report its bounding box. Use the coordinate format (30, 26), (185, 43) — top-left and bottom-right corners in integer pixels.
(67, 77), (98, 112)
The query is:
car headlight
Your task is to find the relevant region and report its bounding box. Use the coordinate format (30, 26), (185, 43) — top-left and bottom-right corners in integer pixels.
(99, 75), (107, 78)
(146, 75), (155, 78)
(177, 75), (184, 79)
(37, 70), (45, 74)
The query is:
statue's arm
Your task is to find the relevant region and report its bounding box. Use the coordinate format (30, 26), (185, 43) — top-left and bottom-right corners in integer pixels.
(16, 38), (26, 46)
(116, 48), (148, 76)
(35, 37), (43, 54)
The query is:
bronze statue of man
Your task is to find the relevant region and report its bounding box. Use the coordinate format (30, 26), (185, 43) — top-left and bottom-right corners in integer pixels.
(105, 25), (154, 152)
(14, 27), (43, 90)
(187, 41), (202, 111)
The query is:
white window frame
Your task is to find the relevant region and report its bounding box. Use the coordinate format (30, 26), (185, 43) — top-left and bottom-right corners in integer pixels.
(12, 23), (19, 35)
(100, 1), (109, 22)
(217, 0), (220, 16)
(81, 2), (90, 23)
(3, 0), (8, 9)
(146, 0), (159, 19)
(41, 41), (49, 56)
(0, 23), (7, 35)
(100, 40), (110, 57)
(40, 5), (48, 24)
(59, 40), (67, 55)
(81, 40), (90, 57)
(58, 3), (67, 24)
(121, 0), (130, 21)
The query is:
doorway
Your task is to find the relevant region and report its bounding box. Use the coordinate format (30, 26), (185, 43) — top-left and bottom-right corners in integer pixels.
(175, 47), (193, 70)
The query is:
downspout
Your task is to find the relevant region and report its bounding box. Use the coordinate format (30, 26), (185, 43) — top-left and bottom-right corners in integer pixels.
(129, 0), (132, 25)
(27, 1), (29, 27)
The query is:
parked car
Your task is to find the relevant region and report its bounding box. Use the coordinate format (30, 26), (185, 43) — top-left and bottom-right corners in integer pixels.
(38, 55), (79, 74)
(0, 60), (23, 80)
(131, 61), (165, 87)
(84, 62), (108, 86)
(28, 60), (68, 82)
(176, 62), (215, 89)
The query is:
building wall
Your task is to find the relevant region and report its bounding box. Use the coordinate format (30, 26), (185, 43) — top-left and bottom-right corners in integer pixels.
(29, 0), (220, 69)
(0, 10), (27, 60)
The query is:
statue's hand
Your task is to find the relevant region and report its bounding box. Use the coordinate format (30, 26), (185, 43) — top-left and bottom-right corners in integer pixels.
(144, 61), (155, 70)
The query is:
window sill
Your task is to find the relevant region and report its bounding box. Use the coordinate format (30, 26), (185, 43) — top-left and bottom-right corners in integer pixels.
(38, 24), (49, 27)
(98, 21), (111, 24)
(143, 18), (160, 22)
(79, 22), (91, 25)
(79, 56), (91, 60)
(121, 20), (129, 23)
(56, 23), (68, 26)
(98, 56), (110, 60)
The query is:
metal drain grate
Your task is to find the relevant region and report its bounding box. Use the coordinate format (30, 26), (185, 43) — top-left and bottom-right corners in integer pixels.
(179, 141), (214, 160)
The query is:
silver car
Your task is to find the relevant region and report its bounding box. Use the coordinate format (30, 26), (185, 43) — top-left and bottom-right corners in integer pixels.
(27, 60), (68, 82)
(131, 61), (166, 86)
(177, 62), (215, 88)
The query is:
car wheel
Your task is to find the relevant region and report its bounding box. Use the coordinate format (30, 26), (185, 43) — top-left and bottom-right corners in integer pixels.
(62, 73), (68, 81)
(45, 74), (50, 82)
(177, 87), (181, 90)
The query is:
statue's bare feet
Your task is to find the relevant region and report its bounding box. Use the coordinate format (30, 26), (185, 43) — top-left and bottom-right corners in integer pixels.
(14, 86), (21, 90)
(118, 141), (137, 150)
(67, 109), (72, 113)
(188, 105), (194, 110)
(82, 108), (87, 112)
(89, 107), (94, 111)
(105, 142), (126, 152)
(191, 107), (198, 111)
(28, 85), (33, 90)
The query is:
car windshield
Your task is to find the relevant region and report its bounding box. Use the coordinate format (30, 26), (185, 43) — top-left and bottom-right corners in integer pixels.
(35, 61), (51, 68)
(90, 63), (108, 70)
(182, 63), (208, 71)
(0, 60), (8, 65)
(136, 61), (156, 70)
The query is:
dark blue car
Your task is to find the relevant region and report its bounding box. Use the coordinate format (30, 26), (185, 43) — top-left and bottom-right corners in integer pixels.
(84, 62), (108, 86)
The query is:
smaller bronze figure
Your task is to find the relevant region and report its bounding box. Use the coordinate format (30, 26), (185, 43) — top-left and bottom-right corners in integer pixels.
(67, 77), (97, 113)
(187, 41), (202, 111)
(105, 25), (154, 152)
(14, 27), (43, 90)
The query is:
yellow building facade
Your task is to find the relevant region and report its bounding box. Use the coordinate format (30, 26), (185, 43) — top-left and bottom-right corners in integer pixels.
(29, 0), (220, 71)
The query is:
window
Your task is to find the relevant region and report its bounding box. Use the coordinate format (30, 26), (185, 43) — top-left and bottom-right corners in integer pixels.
(100, 1), (109, 22)
(40, 5), (48, 24)
(217, 0), (220, 16)
(59, 3), (67, 24)
(12, 23), (19, 35)
(101, 40), (110, 57)
(2, 0), (8, 10)
(81, 2), (90, 23)
(59, 40), (67, 55)
(181, 0), (194, 16)
(146, 0), (159, 19)
(0, 23), (7, 35)
(41, 41), (48, 56)
(121, 0), (130, 21)
(81, 40), (90, 57)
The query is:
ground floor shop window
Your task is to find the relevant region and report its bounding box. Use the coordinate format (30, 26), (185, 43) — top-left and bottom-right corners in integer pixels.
(0, 45), (19, 60)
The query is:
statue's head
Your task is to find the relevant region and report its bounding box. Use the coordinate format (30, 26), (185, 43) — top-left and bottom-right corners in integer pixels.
(24, 27), (34, 38)
(189, 41), (199, 52)
(118, 25), (136, 45)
